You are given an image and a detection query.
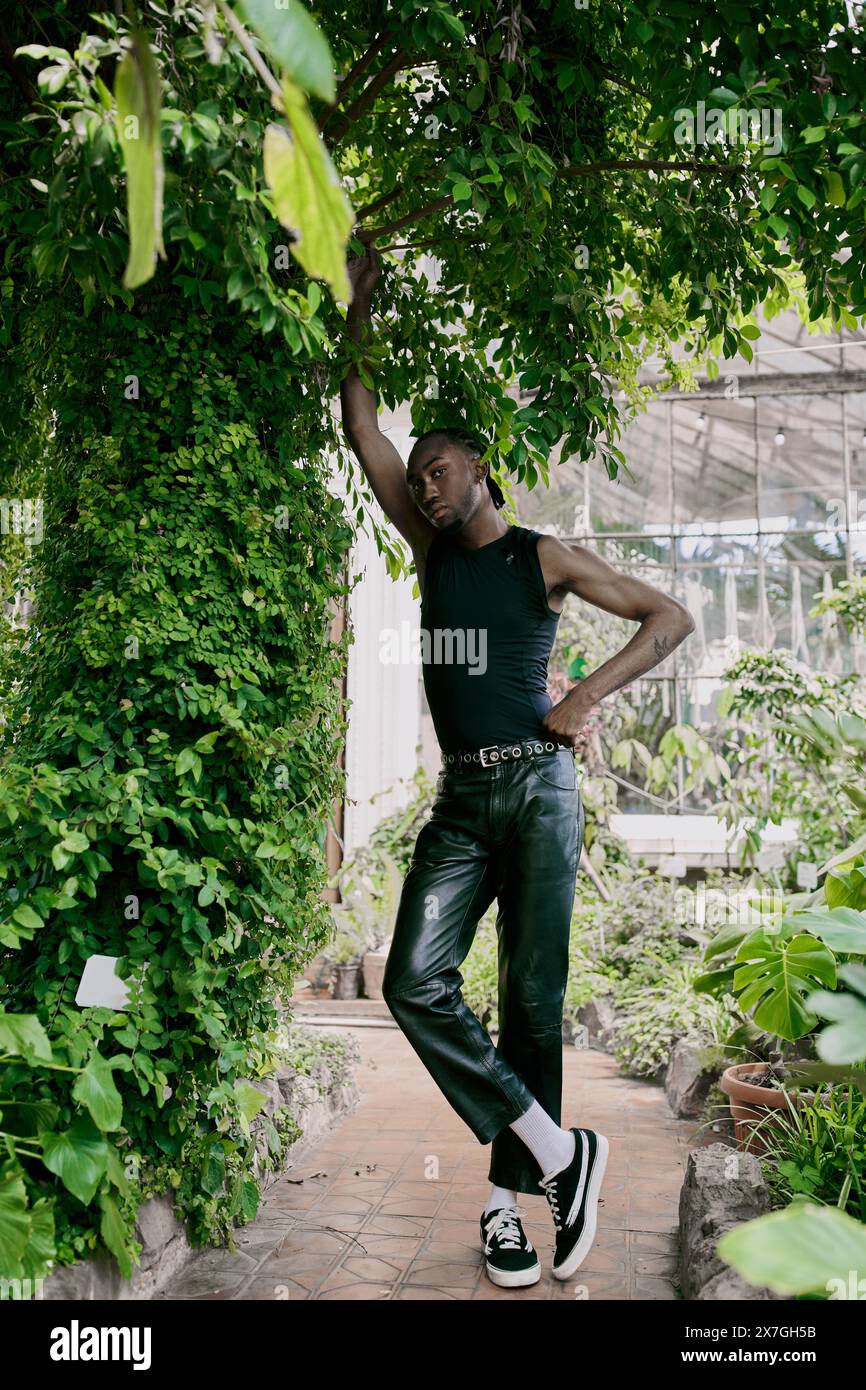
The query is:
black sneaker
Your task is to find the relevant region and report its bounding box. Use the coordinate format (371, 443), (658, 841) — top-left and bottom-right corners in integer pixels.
(479, 1205), (541, 1287)
(539, 1127), (609, 1280)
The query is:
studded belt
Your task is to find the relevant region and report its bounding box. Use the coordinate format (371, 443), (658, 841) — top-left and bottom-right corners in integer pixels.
(442, 737), (573, 770)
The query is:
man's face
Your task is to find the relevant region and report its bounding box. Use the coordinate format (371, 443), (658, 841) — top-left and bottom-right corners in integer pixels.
(405, 441), (480, 531)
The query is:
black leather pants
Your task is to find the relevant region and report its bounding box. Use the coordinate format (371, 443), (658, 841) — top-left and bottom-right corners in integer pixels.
(382, 747), (585, 1196)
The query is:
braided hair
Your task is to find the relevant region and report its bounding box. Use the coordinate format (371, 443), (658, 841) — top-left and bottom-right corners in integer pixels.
(410, 426), (506, 509)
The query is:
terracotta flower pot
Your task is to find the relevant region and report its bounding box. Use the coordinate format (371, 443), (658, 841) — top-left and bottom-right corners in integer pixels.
(720, 1061), (812, 1156)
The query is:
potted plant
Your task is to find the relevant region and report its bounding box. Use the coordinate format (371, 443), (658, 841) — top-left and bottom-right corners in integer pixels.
(326, 851), (404, 1000)
(719, 1048), (813, 1156)
(359, 852), (403, 999)
(329, 929), (367, 1000)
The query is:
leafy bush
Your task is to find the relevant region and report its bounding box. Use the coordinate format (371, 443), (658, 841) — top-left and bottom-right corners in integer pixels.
(0, 292), (352, 1281)
(610, 957), (737, 1079)
(757, 1082), (866, 1222)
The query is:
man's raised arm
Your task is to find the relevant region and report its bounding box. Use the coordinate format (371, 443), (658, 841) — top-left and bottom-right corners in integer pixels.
(339, 248), (431, 551)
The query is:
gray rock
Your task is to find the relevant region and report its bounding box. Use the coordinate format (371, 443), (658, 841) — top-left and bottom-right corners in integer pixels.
(135, 1195), (180, 1256)
(678, 1142), (785, 1300)
(698, 1267), (788, 1300)
(665, 1037), (724, 1118)
(575, 997), (617, 1051)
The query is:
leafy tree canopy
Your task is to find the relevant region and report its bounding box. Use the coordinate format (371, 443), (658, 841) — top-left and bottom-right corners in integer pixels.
(1, 0), (864, 562)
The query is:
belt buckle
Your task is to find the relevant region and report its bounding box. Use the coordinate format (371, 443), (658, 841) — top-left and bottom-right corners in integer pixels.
(478, 744), (500, 767)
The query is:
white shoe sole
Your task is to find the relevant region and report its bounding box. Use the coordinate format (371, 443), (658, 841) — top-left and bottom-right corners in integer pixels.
(551, 1132), (609, 1281)
(485, 1257), (542, 1288)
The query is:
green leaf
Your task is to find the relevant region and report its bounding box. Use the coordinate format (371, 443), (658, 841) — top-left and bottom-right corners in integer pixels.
(801, 126), (827, 144)
(239, 1177), (260, 1222)
(51, 843), (71, 872)
(3, 1100), (60, 1137)
(226, 268), (254, 302)
(0, 1165), (30, 1279)
(733, 933), (837, 1041)
(176, 746), (197, 775)
(717, 1202), (866, 1296)
(262, 79), (354, 302)
(61, 832), (89, 853)
(41, 1119), (109, 1205)
(14, 44), (71, 61)
(72, 1053), (124, 1132)
(807, 977), (866, 1065)
(37, 63), (71, 95)
(440, 11), (466, 40)
(191, 111), (221, 143)
(11, 905), (44, 933)
(0, 1013), (53, 1063)
(238, 0), (336, 103)
(233, 1080), (266, 1136)
(114, 29), (165, 289)
(201, 1143), (226, 1195)
(19, 1197), (55, 1283)
(823, 170), (846, 206)
(99, 1192), (133, 1279)
(781, 906), (866, 953)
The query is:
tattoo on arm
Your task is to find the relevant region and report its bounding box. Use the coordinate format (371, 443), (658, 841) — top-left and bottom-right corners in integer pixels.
(653, 634), (670, 663)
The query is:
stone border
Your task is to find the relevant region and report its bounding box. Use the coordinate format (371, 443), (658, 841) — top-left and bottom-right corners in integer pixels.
(40, 1043), (360, 1302)
(678, 1141), (788, 1300)
(665, 1037), (726, 1119)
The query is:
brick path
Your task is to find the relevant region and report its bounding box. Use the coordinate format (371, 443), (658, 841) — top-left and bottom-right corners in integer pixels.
(157, 1021), (711, 1301)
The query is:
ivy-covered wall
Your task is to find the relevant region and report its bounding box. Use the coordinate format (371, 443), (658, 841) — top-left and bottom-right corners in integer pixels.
(0, 284), (353, 1274)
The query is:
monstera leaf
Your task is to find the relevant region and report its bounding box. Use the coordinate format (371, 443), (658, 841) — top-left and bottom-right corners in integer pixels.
(733, 931), (837, 1040)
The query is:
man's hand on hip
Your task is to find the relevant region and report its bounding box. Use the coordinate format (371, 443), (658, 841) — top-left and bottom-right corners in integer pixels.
(541, 689), (595, 753)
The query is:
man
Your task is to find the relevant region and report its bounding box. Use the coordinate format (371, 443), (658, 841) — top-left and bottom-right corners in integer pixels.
(339, 245), (695, 1288)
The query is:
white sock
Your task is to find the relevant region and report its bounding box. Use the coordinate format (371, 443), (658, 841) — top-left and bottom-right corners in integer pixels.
(484, 1184), (518, 1216)
(509, 1100), (576, 1178)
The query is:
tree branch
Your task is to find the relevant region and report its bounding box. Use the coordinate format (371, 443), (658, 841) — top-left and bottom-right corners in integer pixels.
(356, 194), (455, 243)
(356, 156), (746, 241)
(318, 28), (395, 131)
(354, 185), (407, 222)
(327, 48), (410, 144)
(557, 158), (747, 177)
(376, 233), (485, 252)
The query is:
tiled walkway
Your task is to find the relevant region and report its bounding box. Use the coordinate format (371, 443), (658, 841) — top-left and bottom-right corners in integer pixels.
(158, 1025), (708, 1301)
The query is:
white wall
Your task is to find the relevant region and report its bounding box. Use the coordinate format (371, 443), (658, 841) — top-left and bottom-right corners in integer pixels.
(325, 405), (432, 858)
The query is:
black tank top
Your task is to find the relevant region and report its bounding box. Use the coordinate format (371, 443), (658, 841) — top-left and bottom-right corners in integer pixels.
(419, 524), (561, 753)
